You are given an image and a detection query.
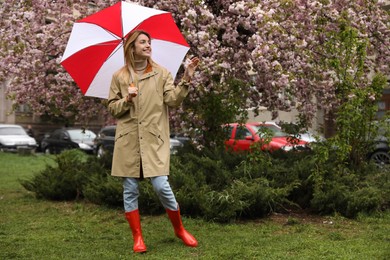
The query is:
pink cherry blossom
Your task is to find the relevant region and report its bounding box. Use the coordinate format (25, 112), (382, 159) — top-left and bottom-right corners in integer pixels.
(0, 0), (388, 139)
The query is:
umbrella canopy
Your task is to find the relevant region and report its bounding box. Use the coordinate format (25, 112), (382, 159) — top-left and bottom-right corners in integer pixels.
(61, 1), (190, 99)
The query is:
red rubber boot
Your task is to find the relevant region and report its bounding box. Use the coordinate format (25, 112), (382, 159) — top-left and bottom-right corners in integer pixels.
(166, 208), (198, 247)
(125, 209), (147, 253)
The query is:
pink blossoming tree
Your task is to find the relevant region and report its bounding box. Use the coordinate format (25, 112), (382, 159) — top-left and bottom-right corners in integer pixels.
(1, 0), (389, 146)
(0, 0), (117, 126)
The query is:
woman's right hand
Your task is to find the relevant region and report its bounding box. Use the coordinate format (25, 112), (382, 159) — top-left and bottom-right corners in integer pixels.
(126, 85), (138, 102)
(128, 85), (138, 97)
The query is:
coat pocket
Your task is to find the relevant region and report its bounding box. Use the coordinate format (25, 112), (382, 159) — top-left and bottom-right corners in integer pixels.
(115, 124), (137, 142)
(145, 124), (164, 153)
(148, 128), (165, 146)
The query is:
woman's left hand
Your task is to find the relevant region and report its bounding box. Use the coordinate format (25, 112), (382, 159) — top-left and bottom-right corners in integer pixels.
(183, 57), (200, 82)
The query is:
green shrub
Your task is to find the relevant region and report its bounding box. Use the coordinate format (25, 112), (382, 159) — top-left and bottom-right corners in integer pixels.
(83, 172), (123, 208)
(309, 149), (388, 218)
(80, 151), (124, 208)
(21, 150), (117, 203)
(21, 150), (91, 200)
(20, 142), (389, 222)
(346, 186), (382, 217)
(166, 147), (301, 222)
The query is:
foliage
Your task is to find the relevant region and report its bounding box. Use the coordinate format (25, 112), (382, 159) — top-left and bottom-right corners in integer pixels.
(83, 170), (123, 208)
(319, 17), (388, 164)
(309, 165), (389, 218)
(21, 149), (114, 205)
(297, 19), (390, 217)
(303, 135), (390, 217)
(165, 0), (389, 140)
(20, 142), (390, 222)
(0, 0), (115, 125)
(21, 150), (105, 201)
(168, 143), (389, 221)
(1, 0), (389, 140)
(278, 19), (389, 168)
(180, 77), (249, 148)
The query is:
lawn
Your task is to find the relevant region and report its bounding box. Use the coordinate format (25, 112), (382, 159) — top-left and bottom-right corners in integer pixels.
(0, 152), (389, 259)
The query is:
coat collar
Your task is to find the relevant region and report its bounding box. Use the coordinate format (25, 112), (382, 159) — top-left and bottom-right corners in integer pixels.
(139, 70), (158, 80)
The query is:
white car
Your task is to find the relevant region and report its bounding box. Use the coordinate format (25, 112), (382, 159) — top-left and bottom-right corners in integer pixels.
(170, 138), (183, 154)
(0, 124), (38, 152)
(299, 132), (325, 143)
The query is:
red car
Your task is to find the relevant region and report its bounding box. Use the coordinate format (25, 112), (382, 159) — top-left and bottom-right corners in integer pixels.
(224, 122), (308, 152)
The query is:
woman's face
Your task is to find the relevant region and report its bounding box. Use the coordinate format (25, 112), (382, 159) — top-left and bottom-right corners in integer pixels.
(133, 33), (151, 60)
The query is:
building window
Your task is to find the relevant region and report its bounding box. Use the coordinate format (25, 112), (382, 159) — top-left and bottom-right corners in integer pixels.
(16, 104), (32, 114)
(377, 86), (390, 119)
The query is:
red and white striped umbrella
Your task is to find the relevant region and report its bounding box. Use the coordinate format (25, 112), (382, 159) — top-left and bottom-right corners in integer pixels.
(61, 1), (190, 99)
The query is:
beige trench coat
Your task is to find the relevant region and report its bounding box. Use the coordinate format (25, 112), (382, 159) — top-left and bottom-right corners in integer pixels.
(107, 64), (189, 178)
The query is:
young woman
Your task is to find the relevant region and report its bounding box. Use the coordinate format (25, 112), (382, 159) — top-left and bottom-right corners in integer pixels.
(107, 30), (199, 253)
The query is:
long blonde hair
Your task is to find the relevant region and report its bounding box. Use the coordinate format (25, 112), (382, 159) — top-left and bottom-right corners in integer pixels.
(117, 30), (155, 85)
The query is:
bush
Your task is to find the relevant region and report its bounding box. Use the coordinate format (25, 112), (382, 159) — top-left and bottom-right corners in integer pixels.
(83, 172), (123, 208)
(181, 145), (390, 221)
(165, 147), (300, 222)
(80, 151), (123, 208)
(21, 149), (119, 205)
(310, 163), (388, 218)
(21, 143), (389, 223)
(21, 150), (91, 200)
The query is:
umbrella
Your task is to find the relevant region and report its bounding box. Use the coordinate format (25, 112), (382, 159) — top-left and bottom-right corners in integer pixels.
(60, 1), (190, 99)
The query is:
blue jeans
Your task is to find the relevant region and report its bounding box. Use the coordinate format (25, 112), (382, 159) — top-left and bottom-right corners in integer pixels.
(123, 176), (178, 212)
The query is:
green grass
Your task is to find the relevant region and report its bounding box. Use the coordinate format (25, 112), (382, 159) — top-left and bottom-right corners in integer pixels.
(0, 152), (389, 259)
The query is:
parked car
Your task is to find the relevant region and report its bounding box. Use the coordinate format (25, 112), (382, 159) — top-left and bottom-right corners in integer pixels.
(170, 132), (191, 145)
(369, 142), (389, 165)
(94, 125), (116, 158)
(0, 124), (38, 152)
(267, 121), (325, 144)
(41, 128), (96, 154)
(224, 122), (308, 152)
(298, 131), (324, 143)
(170, 138), (183, 154)
(367, 120), (390, 165)
(94, 125), (184, 157)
